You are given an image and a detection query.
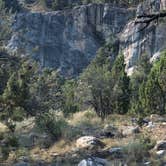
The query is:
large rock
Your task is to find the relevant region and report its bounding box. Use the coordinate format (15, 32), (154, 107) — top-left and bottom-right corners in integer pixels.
(78, 157), (109, 166)
(155, 140), (166, 150)
(101, 124), (120, 138)
(14, 162), (30, 166)
(8, 4), (135, 77)
(76, 136), (105, 149)
(122, 126), (140, 136)
(150, 114), (166, 122)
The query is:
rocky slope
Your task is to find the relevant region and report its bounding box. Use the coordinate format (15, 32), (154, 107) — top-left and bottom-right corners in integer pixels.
(7, 0), (166, 76)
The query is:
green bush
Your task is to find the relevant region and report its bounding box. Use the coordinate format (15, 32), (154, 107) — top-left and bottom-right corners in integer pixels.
(11, 107), (25, 121)
(36, 111), (68, 140)
(6, 135), (19, 147)
(124, 136), (155, 164)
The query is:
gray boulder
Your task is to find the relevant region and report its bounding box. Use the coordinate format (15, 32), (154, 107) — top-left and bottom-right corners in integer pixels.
(14, 162), (30, 166)
(155, 140), (166, 150)
(76, 136), (105, 149)
(122, 126), (140, 136)
(101, 124), (119, 138)
(78, 157), (109, 166)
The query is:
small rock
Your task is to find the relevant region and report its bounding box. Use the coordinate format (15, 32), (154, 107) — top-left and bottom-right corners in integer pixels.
(78, 157), (109, 166)
(109, 147), (123, 158)
(146, 122), (155, 129)
(144, 161), (151, 165)
(18, 156), (29, 162)
(156, 150), (166, 157)
(155, 140), (166, 150)
(76, 136), (105, 149)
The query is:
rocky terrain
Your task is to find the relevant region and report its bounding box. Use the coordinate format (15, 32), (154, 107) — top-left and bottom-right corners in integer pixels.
(7, 0), (166, 76)
(0, 112), (166, 166)
(0, 0), (166, 166)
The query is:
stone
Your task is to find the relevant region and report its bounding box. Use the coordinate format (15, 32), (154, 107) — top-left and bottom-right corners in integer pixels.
(76, 136), (105, 149)
(150, 114), (166, 122)
(101, 124), (118, 138)
(109, 147), (123, 158)
(0, 122), (9, 133)
(146, 121), (155, 129)
(122, 126), (140, 136)
(156, 150), (166, 157)
(155, 140), (166, 150)
(14, 162), (30, 166)
(78, 157), (109, 166)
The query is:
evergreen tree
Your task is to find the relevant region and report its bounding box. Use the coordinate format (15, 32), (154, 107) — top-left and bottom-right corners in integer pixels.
(140, 52), (166, 114)
(129, 54), (152, 115)
(111, 54), (130, 114)
(62, 79), (79, 117)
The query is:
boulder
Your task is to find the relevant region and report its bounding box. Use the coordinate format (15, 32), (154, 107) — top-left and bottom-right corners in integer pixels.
(109, 147), (123, 158)
(146, 122), (155, 129)
(154, 140), (166, 150)
(156, 150), (166, 157)
(76, 136), (105, 149)
(150, 114), (166, 123)
(122, 126), (140, 136)
(14, 162), (30, 166)
(101, 124), (120, 138)
(78, 157), (109, 166)
(0, 122), (9, 133)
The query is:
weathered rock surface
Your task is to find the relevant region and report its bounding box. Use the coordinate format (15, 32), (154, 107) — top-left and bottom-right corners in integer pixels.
(76, 136), (105, 149)
(101, 124), (120, 138)
(122, 126), (140, 136)
(155, 140), (166, 150)
(120, 0), (166, 75)
(8, 4), (135, 76)
(78, 157), (109, 166)
(7, 1), (166, 76)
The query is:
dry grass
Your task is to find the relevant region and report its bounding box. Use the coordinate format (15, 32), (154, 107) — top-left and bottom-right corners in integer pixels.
(68, 109), (102, 127)
(0, 122), (9, 133)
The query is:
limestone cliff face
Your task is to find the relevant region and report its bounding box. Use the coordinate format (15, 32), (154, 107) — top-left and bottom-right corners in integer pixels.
(120, 0), (166, 75)
(7, 1), (166, 76)
(7, 4), (135, 76)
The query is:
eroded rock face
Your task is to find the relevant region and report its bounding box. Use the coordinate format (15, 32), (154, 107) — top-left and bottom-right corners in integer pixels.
(78, 157), (109, 166)
(120, 0), (166, 75)
(7, 1), (166, 76)
(8, 4), (135, 76)
(76, 136), (105, 149)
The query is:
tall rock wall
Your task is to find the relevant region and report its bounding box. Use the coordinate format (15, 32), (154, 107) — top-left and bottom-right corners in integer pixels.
(120, 0), (166, 75)
(7, 4), (135, 76)
(7, 1), (166, 76)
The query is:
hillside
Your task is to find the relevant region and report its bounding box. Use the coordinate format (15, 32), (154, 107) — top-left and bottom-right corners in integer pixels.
(0, 0), (166, 165)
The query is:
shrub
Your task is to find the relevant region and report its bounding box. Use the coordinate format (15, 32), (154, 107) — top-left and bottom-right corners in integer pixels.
(11, 107), (26, 121)
(36, 111), (68, 140)
(6, 135), (19, 147)
(124, 136), (155, 164)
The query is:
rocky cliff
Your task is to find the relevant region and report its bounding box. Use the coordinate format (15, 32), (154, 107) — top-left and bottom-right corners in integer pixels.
(7, 0), (166, 76)
(7, 3), (135, 76)
(121, 0), (166, 75)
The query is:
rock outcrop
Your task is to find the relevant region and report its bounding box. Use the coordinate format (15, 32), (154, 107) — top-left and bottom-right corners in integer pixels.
(120, 0), (166, 75)
(7, 1), (166, 76)
(7, 4), (135, 76)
